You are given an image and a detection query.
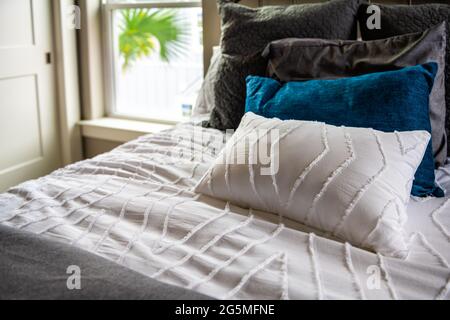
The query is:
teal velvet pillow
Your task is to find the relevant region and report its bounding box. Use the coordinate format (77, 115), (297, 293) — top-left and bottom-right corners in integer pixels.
(245, 63), (443, 197)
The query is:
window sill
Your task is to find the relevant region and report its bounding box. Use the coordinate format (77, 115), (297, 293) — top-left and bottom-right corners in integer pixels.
(78, 117), (174, 143)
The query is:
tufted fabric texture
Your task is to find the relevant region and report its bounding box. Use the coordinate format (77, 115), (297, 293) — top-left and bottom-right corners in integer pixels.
(358, 3), (450, 154)
(205, 0), (361, 131)
(196, 112), (431, 258)
(262, 23), (448, 167)
(1, 120), (449, 299)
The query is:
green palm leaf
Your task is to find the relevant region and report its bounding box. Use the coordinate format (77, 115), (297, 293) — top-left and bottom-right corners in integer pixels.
(119, 8), (187, 71)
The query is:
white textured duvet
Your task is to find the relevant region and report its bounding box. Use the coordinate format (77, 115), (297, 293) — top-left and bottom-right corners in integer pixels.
(0, 122), (449, 300)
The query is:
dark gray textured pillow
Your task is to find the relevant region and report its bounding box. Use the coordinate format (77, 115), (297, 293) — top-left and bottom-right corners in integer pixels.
(263, 23), (447, 167)
(358, 3), (450, 156)
(206, 0), (362, 130)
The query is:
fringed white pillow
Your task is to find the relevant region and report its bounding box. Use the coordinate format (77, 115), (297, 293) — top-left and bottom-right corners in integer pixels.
(195, 112), (431, 258)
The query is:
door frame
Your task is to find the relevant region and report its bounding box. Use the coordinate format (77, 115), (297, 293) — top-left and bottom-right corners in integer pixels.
(52, 0), (83, 165)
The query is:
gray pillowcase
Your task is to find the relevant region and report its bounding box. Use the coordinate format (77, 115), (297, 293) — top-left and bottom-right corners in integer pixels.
(263, 23), (448, 167)
(205, 0), (362, 130)
(358, 2), (450, 157)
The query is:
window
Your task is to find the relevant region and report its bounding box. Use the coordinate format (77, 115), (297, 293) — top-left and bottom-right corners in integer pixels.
(103, 0), (203, 123)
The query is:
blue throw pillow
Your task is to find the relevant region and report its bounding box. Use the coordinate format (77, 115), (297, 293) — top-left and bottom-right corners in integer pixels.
(245, 63), (444, 197)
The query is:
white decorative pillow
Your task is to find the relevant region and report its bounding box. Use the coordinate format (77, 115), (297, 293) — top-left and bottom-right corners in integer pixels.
(195, 112), (431, 258)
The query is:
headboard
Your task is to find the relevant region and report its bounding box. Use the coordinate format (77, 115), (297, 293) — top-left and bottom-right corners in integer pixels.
(201, 0), (448, 72)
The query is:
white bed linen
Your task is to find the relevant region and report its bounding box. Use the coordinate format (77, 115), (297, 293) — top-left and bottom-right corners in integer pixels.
(0, 122), (449, 300)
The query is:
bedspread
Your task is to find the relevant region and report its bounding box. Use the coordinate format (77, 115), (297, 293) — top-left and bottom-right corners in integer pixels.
(0, 123), (449, 300)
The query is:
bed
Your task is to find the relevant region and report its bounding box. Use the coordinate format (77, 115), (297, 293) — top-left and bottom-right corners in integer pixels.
(0, 118), (449, 300)
(1, 0), (450, 300)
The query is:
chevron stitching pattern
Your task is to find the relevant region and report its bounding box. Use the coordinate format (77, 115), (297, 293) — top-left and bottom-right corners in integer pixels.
(224, 117), (266, 199)
(394, 130), (424, 156)
(431, 198), (450, 242)
(151, 210), (254, 279)
(408, 232), (449, 268)
(249, 122), (280, 211)
(305, 129), (356, 225)
(332, 130), (387, 236)
(188, 224), (285, 290)
(152, 201), (231, 255)
(270, 122), (305, 207)
(378, 253), (399, 300)
(196, 113), (435, 260)
(359, 199), (397, 249)
(153, 194), (202, 250)
(221, 251), (287, 300)
(344, 243), (366, 300)
(286, 123), (330, 209)
(436, 278), (450, 300)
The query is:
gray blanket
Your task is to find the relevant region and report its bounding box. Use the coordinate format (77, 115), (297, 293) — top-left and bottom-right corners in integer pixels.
(0, 225), (212, 300)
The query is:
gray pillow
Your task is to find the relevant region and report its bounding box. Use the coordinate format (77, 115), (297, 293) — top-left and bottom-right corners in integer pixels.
(263, 23), (447, 167)
(358, 2), (450, 156)
(206, 0), (362, 130)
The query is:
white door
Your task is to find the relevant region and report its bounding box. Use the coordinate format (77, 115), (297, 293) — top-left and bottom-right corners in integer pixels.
(0, 0), (61, 191)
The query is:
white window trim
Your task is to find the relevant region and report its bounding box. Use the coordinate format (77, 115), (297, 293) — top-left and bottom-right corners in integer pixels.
(79, 117), (173, 143)
(102, 0), (202, 125)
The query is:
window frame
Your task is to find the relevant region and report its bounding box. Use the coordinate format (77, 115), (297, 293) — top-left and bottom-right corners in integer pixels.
(102, 0), (203, 124)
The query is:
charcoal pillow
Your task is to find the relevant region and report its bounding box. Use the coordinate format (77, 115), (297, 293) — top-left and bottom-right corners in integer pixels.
(358, 3), (450, 155)
(206, 0), (362, 130)
(262, 23), (447, 167)
(245, 63), (444, 198)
